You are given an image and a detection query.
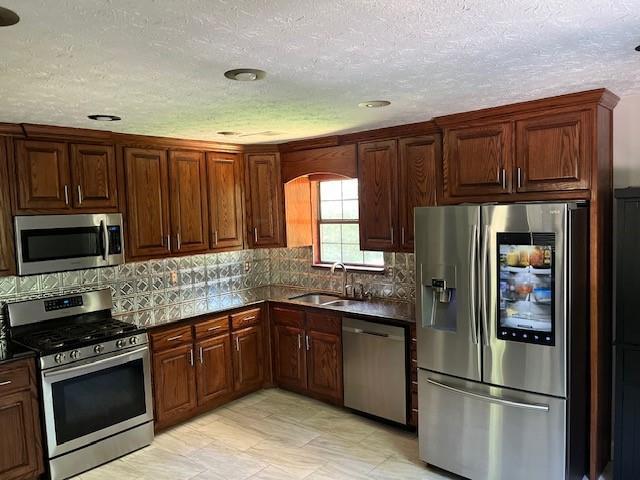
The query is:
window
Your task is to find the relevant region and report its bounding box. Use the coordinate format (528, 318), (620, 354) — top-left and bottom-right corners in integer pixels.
(316, 179), (384, 267)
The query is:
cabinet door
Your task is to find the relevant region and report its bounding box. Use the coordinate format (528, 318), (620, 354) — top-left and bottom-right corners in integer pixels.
(196, 334), (234, 406)
(0, 139), (15, 276)
(398, 135), (441, 251)
(515, 111), (591, 192)
(124, 148), (171, 258)
(14, 140), (71, 211)
(70, 144), (118, 210)
(232, 325), (264, 394)
(207, 152), (244, 250)
(152, 344), (197, 426)
(306, 329), (342, 404)
(443, 123), (512, 197)
(273, 323), (307, 391)
(0, 389), (43, 480)
(169, 150), (209, 254)
(358, 140), (398, 251)
(245, 153), (285, 248)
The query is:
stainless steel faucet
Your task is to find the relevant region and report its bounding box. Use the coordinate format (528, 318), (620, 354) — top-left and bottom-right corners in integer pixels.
(330, 262), (351, 297)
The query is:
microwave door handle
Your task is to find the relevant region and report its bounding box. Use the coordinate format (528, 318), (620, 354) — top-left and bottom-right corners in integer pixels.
(99, 219), (108, 261)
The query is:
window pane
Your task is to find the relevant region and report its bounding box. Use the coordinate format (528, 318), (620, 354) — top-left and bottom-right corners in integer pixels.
(343, 200), (359, 220)
(341, 224), (359, 244)
(321, 243), (341, 263)
(320, 181), (342, 201)
(320, 224), (341, 243)
(342, 244), (364, 264)
(342, 179), (358, 200)
(320, 200), (343, 220)
(364, 251), (384, 266)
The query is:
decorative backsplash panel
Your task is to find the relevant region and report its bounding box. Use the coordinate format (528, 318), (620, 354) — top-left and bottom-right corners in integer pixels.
(0, 246), (415, 338)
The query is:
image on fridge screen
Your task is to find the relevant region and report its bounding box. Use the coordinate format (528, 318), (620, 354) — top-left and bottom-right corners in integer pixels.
(497, 234), (555, 345)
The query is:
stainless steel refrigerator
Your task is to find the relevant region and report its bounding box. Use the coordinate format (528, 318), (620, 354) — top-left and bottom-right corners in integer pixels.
(415, 203), (588, 480)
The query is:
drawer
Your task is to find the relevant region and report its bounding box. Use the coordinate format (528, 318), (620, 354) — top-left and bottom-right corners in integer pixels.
(231, 308), (261, 330)
(195, 315), (229, 339)
(306, 311), (341, 334)
(0, 359), (32, 395)
(271, 306), (304, 328)
(150, 325), (193, 351)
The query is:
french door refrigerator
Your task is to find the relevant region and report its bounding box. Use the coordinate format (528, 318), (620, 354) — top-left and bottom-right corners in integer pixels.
(415, 203), (588, 480)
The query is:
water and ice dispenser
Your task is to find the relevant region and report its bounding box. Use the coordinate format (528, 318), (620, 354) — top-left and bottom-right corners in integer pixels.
(420, 265), (457, 331)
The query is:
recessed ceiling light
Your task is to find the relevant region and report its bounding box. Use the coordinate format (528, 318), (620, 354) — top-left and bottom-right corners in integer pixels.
(217, 131), (239, 136)
(0, 6), (19, 27)
(224, 68), (266, 82)
(358, 100), (391, 108)
(88, 114), (121, 121)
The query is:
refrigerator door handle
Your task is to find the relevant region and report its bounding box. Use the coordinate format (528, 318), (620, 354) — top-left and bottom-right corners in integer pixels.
(480, 225), (490, 346)
(469, 224), (479, 345)
(426, 378), (550, 412)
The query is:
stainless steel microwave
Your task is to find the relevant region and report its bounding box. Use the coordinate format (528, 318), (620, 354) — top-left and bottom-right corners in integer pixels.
(15, 214), (125, 275)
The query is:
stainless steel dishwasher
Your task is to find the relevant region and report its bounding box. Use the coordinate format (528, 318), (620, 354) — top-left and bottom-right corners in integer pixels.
(342, 317), (407, 424)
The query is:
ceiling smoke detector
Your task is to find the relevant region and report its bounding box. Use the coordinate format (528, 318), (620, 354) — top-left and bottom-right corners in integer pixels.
(0, 6), (19, 27)
(88, 114), (121, 121)
(358, 100), (391, 108)
(224, 68), (266, 82)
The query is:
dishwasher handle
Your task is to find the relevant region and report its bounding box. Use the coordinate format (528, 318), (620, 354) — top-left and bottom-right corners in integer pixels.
(342, 326), (404, 342)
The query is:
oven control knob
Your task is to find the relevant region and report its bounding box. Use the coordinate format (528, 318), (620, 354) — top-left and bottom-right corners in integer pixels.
(94, 345), (104, 354)
(69, 350), (80, 360)
(116, 339), (125, 349)
(129, 336), (138, 345)
(54, 353), (65, 364)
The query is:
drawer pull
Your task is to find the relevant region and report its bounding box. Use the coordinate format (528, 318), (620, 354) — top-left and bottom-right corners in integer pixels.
(0, 380), (11, 387)
(207, 326), (222, 331)
(242, 316), (256, 322)
(167, 335), (183, 342)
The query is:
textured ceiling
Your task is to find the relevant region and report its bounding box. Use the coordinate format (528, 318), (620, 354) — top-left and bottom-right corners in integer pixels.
(1, 0), (639, 143)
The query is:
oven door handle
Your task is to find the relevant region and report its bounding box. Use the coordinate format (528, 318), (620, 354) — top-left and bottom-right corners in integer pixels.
(43, 347), (148, 378)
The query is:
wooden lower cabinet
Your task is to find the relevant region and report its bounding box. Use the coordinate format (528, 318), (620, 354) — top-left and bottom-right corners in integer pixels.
(0, 359), (44, 480)
(306, 328), (342, 404)
(273, 323), (306, 391)
(232, 326), (264, 394)
(196, 334), (234, 406)
(152, 343), (197, 428)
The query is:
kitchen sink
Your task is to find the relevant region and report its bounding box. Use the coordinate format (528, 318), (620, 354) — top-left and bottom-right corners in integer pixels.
(322, 299), (362, 307)
(289, 293), (343, 305)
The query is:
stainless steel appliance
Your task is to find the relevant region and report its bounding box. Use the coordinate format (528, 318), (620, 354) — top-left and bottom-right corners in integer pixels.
(415, 203), (588, 480)
(342, 317), (407, 424)
(14, 213), (124, 275)
(6, 289), (153, 480)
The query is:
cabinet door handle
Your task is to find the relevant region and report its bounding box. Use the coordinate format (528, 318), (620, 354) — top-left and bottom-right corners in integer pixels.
(0, 380), (11, 387)
(77, 185), (83, 205)
(401, 227), (405, 245)
(176, 233), (181, 251)
(167, 334), (183, 342)
(64, 185), (70, 205)
(189, 348), (194, 367)
(214, 230), (218, 245)
(305, 335), (310, 351)
(166, 235), (171, 251)
(253, 227), (258, 244)
(517, 167), (522, 189)
(390, 228), (394, 244)
(199, 346), (204, 364)
(501, 169), (506, 190)
(235, 336), (240, 351)
(297, 333), (301, 350)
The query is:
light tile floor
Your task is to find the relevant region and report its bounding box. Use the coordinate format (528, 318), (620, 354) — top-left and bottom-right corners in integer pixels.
(77, 388), (457, 480)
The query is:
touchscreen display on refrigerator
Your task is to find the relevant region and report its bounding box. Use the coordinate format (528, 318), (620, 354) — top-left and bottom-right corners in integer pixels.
(497, 233), (555, 345)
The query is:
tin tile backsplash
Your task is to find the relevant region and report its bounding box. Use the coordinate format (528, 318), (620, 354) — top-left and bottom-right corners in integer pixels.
(0, 246), (414, 338)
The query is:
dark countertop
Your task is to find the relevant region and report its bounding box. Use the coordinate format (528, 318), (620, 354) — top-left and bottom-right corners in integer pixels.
(0, 340), (37, 366)
(117, 286), (415, 330)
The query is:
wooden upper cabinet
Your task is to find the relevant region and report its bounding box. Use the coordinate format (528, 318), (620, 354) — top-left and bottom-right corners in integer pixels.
(195, 334), (234, 406)
(207, 152), (244, 250)
(124, 147), (171, 258)
(14, 140), (72, 211)
(358, 139), (398, 251)
(515, 110), (591, 192)
(152, 343), (197, 426)
(443, 122), (512, 197)
(70, 144), (118, 210)
(168, 150), (209, 254)
(398, 135), (441, 251)
(245, 152), (286, 248)
(0, 139), (15, 276)
(232, 325), (264, 394)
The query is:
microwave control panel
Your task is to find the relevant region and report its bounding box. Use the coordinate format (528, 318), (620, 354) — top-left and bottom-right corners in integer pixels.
(108, 226), (122, 254)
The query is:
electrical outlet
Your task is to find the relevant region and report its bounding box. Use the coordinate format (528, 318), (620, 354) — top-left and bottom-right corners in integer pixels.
(169, 271), (178, 286)
(244, 261), (251, 272)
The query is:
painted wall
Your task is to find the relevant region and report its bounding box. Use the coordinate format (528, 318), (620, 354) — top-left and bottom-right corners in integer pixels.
(613, 94), (640, 188)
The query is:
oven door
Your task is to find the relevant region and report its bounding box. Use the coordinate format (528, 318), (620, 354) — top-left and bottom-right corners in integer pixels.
(15, 213), (124, 275)
(41, 345), (153, 458)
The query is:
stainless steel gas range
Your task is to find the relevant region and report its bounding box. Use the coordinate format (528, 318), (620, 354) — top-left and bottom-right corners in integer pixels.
(6, 289), (154, 480)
